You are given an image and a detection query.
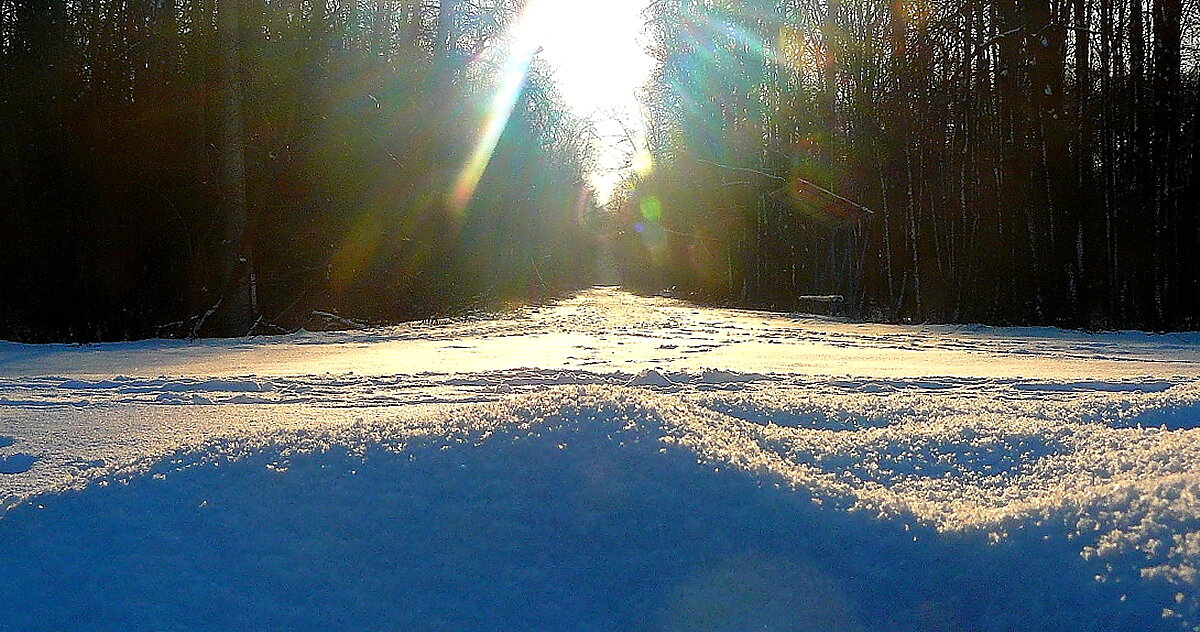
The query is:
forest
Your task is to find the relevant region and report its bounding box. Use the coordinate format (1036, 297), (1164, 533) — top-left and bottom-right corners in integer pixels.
(613, 0), (1199, 331)
(1, 1), (1198, 342)
(0, 0), (597, 342)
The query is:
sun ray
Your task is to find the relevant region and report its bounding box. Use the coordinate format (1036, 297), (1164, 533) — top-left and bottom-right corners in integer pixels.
(446, 0), (654, 206)
(448, 1), (549, 215)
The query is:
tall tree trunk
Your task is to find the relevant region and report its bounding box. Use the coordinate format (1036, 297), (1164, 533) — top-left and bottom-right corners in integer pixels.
(398, 0), (419, 47)
(1128, 0), (1156, 326)
(215, 0), (256, 336)
(822, 0), (840, 133)
(371, 0), (393, 57)
(1073, 0), (1103, 324)
(994, 0), (1036, 320)
(436, 0), (458, 56)
(1152, 0), (1183, 324)
(1031, 0), (1070, 322)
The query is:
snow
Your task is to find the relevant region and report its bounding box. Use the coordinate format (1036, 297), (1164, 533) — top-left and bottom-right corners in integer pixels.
(3, 287), (1198, 381)
(2, 287), (1200, 630)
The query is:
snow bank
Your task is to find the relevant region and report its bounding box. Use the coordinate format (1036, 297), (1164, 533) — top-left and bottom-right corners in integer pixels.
(2, 386), (1199, 631)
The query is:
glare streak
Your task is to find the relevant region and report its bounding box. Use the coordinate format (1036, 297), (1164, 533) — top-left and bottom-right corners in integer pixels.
(450, 53), (537, 214)
(449, 4), (547, 214)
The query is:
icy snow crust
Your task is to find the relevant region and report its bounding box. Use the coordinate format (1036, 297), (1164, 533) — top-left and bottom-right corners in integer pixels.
(2, 288), (1200, 630)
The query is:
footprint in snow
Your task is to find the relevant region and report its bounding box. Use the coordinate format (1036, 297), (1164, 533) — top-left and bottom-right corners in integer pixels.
(0, 453), (38, 475)
(0, 435), (13, 449)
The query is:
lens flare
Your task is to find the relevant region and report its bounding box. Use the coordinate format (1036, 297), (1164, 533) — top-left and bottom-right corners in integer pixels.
(632, 147), (654, 176)
(449, 1), (548, 215)
(640, 196), (663, 223)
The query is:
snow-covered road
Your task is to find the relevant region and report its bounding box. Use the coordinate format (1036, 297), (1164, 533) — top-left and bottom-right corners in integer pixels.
(2, 287), (1199, 630)
(4, 286), (1200, 381)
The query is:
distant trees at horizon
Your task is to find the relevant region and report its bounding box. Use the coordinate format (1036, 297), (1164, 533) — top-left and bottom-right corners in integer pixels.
(614, 0), (1198, 331)
(0, 0), (597, 342)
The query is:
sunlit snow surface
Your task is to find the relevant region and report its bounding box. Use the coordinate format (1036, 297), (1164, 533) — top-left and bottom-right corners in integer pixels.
(2, 288), (1200, 630)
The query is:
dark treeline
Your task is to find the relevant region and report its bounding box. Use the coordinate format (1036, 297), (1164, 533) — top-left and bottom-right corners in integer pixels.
(613, 0), (1199, 330)
(0, 0), (596, 342)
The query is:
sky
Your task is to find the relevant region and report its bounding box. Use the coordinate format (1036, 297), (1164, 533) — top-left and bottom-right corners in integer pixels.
(516, 0), (656, 202)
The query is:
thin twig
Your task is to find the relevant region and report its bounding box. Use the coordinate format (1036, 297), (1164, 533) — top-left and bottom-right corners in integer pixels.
(697, 159), (787, 182)
(191, 297), (222, 339)
(783, 178), (876, 216)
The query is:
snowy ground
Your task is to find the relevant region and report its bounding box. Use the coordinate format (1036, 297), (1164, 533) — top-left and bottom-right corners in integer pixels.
(2, 287), (1200, 630)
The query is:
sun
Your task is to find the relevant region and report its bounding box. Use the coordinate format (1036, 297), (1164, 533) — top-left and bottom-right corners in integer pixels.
(516, 0), (654, 114)
(514, 0), (656, 200)
(454, 0), (656, 210)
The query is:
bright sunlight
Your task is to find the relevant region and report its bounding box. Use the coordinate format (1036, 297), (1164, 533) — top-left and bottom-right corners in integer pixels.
(517, 0), (656, 200)
(451, 0), (654, 211)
